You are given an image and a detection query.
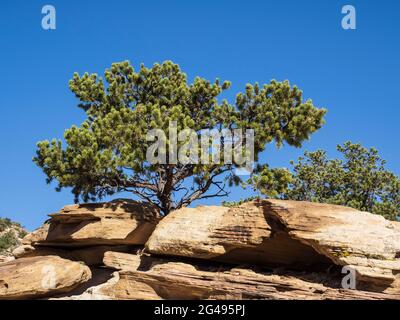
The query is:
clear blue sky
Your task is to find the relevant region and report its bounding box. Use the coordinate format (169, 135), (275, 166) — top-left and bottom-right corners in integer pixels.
(0, 0), (399, 230)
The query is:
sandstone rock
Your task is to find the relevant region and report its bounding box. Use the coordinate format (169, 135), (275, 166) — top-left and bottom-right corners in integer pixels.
(146, 200), (400, 293)
(22, 224), (49, 246)
(104, 251), (148, 272)
(23, 199), (160, 247)
(146, 202), (331, 268)
(264, 199), (400, 293)
(0, 255), (14, 264)
(12, 244), (36, 258)
(12, 244), (137, 266)
(101, 252), (400, 300)
(6, 199), (399, 300)
(49, 268), (120, 300)
(0, 256), (91, 299)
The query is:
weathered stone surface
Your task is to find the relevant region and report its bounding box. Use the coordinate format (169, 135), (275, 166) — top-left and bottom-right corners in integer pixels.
(0, 255), (14, 264)
(23, 199), (160, 247)
(101, 252), (400, 300)
(0, 256), (91, 299)
(22, 224), (49, 246)
(104, 251), (147, 272)
(264, 199), (400, 293)
(146, 202), (332, 268)
(5, 199), (400, 300)
(49, 268), (120, 300)
(12, 244), (137, 266)
(11, 244), (36, 258)
(146, 200), (400, 293)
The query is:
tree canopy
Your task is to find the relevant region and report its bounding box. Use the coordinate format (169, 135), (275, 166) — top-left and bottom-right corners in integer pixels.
(253, 142), (399, 220)
(34, 60), (326, 214)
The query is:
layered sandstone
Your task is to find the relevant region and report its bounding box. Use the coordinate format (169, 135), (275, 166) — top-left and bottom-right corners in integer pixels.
(146, 200), (400, 293)
(23, 199), (160, 247)
(95, 252), (400, 300)
(2, 199), (399, 300)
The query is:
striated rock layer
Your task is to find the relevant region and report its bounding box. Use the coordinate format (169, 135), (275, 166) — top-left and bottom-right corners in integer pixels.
(23, 199), (160, 247)
(94, 252), (400, 300)
(12, 244), (137, 266)
(146, 204), (331, 268)
(3, 199), (400, 300)
(146, 200), (400, 293)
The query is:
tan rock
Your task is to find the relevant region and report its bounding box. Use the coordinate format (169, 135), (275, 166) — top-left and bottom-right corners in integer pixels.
(101, 252), (400, 300)
(13, 244), (137, 266)
(104, 251), (148, 272)
(0, 255), (14, 264)
(146, 202), (331, 268)
(146, 200), (400, 293)
(22, 223), (49, 245)
(12, 244), (36, 258)
(23, 199), (160, 247)
(49, 268), (120, 300)
(264, 199), (400, 293)
(0, 256), (91, 299)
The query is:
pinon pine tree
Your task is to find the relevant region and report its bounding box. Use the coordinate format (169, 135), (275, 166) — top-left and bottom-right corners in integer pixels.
(268, 142), (400, 220)
(34, 60), (326, 215)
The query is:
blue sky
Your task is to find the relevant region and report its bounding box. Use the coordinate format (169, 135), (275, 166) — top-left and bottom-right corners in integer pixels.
(0, 0), (399, 230)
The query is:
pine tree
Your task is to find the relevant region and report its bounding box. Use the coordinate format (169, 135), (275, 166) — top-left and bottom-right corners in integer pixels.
(34, 60), (326, 214)
(269, 142), (399, 220)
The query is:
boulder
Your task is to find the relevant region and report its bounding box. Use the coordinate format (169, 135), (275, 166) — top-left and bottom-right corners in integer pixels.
(146, 200), (400, 293)
(101, 252), (400, 300)
(23, 199), (160, 247)
(0, 256), (91, 299)
(146, 202), (331, 268)
(264, 199), (400, 293)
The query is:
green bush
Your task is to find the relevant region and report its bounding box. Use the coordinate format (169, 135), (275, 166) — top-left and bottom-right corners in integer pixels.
(222, 196), (260, 207)
(18, 229), (27, 238)
(0, 231), (19, 252)
(0, 218), (13, 232)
